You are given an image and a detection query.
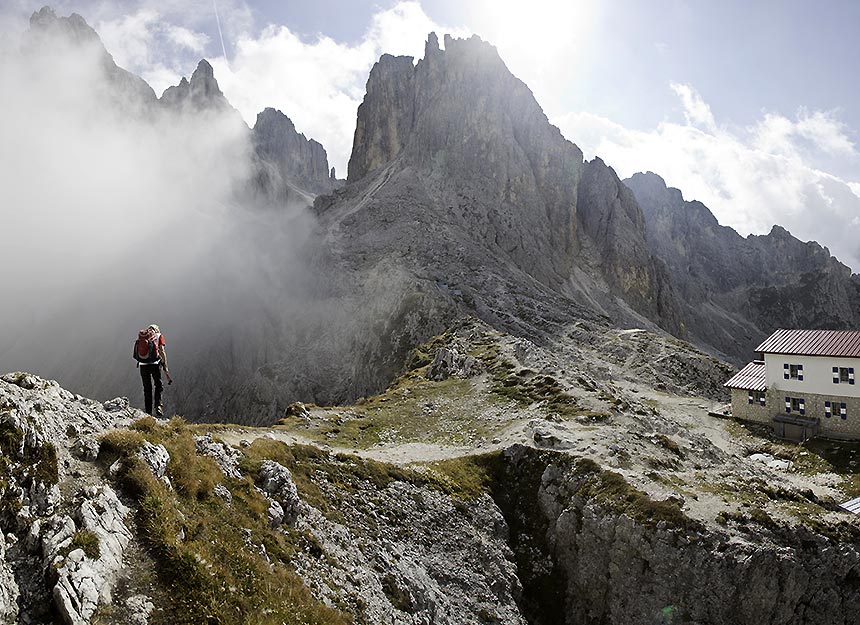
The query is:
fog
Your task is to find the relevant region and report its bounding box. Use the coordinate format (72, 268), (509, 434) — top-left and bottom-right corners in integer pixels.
(0, 20), (320, 412)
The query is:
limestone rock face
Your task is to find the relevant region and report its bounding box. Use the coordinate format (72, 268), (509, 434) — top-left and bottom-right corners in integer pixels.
(0, 373), (141, 623)
(258, 460), (302, 526)
(348, 33), (583, 289)
(51, 486), (132, 625)
(160, 59), (233, 113)
(625, 171), (860, 362)
(300, 33), (687, 413)
(252, 107), (339, 198)
(25, 6), (157, 114)
(577, 159), (684, 336)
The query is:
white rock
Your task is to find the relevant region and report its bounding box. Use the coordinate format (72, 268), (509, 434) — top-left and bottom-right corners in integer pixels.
(136, 442), (170, 478)
(194, 434), (243, 479)
(72, 437), (100, 462)
(766, 459), (792, 470)
(267, 499), (285, 528)
(214, 483), (232, 503)
(259, 460), (302, 526)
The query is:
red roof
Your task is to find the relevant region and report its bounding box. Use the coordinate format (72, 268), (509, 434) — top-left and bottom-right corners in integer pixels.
(724, 361), (767, 391)
(756, 329), (860, 358)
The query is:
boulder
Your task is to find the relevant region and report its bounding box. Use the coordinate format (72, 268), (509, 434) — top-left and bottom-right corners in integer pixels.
(259, 460), (302, 526)
(136, 442), (170, 478)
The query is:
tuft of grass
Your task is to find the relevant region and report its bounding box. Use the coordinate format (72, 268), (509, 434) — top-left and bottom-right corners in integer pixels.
(571, 457), (700, 531)
(104, 419), (351, 625)
(59, 529), (101, 560)
(425, 455), (498, 500)
(99, 429), (146, 457)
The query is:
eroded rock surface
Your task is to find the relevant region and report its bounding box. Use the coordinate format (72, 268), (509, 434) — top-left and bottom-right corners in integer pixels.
(626, 171), (860, 363)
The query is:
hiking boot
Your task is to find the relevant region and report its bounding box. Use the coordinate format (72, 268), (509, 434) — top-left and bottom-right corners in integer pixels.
(156, 405), (164, 417)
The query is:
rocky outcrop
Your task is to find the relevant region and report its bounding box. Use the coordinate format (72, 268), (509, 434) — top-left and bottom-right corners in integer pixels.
(577, 159), (684, 336)
(24, 6), (156, 114)
(136, 442), (169, 479)
(252, 107), (338, 197)
(258, 460), (301, 527)
(0, 373), (141, 624)
(159, 59), (233, 113)
(293, 478), (526, 625)
(625, 171), (860, 362)
(494, 445), (860, 625)
(194, 433), (242, 479)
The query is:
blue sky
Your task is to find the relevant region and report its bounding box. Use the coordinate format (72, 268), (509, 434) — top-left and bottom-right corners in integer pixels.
(3, 0), (860, 268)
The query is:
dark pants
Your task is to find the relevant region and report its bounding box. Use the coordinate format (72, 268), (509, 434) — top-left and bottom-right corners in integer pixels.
(140, 364), (163, 416)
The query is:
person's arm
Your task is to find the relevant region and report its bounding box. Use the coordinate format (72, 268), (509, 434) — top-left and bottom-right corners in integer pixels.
(160, 345), (168, 370)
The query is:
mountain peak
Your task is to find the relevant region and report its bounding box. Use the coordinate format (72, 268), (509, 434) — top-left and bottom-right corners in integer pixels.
(349, 32), (570, 182)
(160, 58), (231, 113)
(25, 6), (156, 110)
(192, 58), (215, 80)
(252, 107), (338, 197)
(28, 6), (105, 47)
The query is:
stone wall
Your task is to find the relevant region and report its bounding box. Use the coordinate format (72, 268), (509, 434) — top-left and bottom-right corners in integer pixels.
(766, 388), (860, 440)
(731, 388), (771, 424)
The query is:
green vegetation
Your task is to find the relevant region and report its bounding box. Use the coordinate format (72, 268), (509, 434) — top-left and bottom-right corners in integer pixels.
(59, 529), (101, 560)
(571, 457), (700, 531)
(102, 417), (350, 625)
(426, 454), (501, 500)
(239, 438), (423, 522)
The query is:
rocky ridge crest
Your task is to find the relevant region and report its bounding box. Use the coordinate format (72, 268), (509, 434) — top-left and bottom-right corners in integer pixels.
(625, 171), (860, 362)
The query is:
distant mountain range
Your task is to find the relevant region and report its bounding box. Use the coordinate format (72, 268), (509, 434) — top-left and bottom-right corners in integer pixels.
(11, 7), (860, 422)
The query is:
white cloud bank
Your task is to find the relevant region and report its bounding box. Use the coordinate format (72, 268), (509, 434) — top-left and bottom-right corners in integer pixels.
(211, 2), (470, 178)
(73, 0), (468, 177)
(554, 84), (860, 271)
(4, 2), (859, 273)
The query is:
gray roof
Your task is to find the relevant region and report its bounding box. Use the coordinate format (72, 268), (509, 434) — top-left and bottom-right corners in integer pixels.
(840, 496), (860, 514)
(724, 361), (767, 392)
(756, 329), (860, 358)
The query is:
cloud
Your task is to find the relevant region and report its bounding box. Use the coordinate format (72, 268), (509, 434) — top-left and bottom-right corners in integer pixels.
(211, 1), (470, 177)
(0, 22), (316, 404)
(670, 83), (716, 130)
(41, 0), (467, 177)
(554, 84), (860, 271)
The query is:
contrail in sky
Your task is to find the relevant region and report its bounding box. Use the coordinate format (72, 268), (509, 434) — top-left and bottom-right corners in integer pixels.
(213, 0), (229, 70)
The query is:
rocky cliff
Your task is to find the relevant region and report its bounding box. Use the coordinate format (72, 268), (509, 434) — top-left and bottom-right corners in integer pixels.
(252, 107), (339, 201)
(159, 59), (233, 114)
(345, 34), (680, 337)
(308, 33), (683, 388)
(24, 7), (157, 114)
(3, 350), (859, 625)
(625, 172), (860, 362)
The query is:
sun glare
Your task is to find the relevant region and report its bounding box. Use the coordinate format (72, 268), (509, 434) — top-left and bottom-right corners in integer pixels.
(466, 0), (598, 110)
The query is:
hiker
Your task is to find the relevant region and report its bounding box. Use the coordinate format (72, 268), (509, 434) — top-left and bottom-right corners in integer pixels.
(133, 324), (171, 416)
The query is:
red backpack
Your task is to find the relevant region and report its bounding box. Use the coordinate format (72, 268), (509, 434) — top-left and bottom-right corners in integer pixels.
(133, 328), (160, 364)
